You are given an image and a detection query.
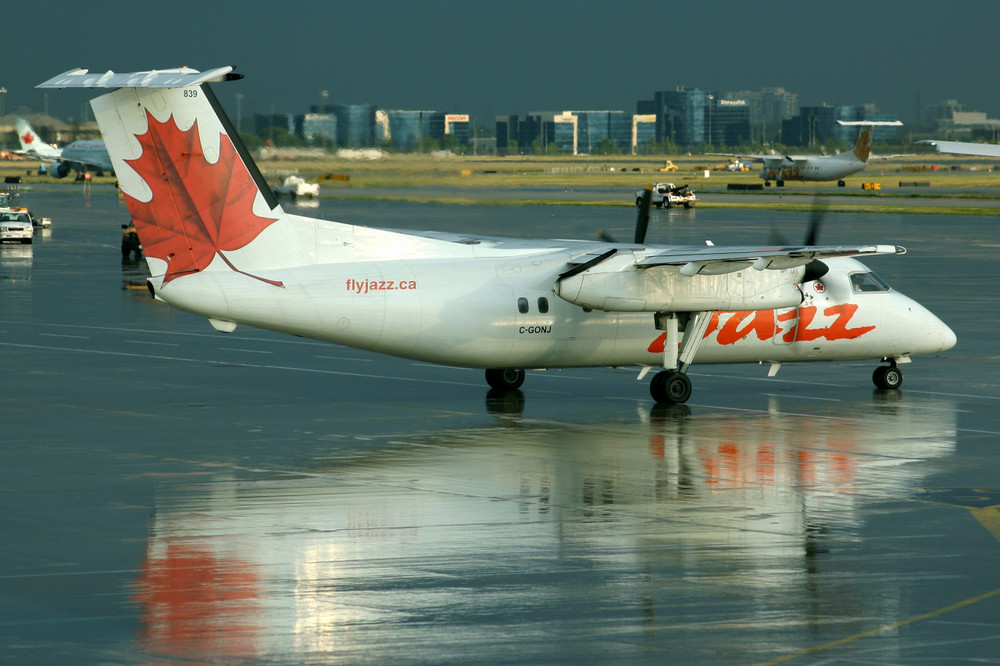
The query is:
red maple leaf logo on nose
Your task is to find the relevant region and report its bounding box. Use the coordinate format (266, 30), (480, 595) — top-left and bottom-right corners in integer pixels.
(123, 111), (279, 285)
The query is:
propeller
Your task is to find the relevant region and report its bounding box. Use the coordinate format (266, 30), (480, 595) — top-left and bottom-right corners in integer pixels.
(768, 195), (829, 282)
(634, 184), (652, 244)
(802, 195), (828, 281)
(598, 184), (652, 245)
(803, 197), (825, 246)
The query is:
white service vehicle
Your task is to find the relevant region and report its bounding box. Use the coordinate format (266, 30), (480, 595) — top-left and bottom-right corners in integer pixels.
(635, 182), (697, 209)
(0, 210), (34, 244)
(273, 175), (320, 200)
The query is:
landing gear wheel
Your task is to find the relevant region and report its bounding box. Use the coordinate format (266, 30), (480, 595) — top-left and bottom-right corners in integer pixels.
(485, 368), (525, 390)
(650, 370), (692, 404)
(872, 364), (903, 390)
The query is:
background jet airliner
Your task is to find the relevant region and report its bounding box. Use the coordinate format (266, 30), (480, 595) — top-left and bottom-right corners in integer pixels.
(38, 67), (955, 404)
(14, 117), (113, 177)
(914, 139), (1000, 157)
(717, 121), (904, 187)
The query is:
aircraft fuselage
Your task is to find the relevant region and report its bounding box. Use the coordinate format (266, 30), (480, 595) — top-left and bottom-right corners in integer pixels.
(760, 157), (864, 183)
(155, 252), (954, 372)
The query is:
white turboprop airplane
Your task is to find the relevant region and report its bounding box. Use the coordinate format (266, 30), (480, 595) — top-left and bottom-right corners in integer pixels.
(38, 67), (956, 404)
(14, 117), (113, 177)
(717, 121), (904, 187)
(914, 139), (1000, 158)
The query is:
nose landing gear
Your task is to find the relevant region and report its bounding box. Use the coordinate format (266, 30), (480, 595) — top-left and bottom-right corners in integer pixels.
(873, 362), (903, 390)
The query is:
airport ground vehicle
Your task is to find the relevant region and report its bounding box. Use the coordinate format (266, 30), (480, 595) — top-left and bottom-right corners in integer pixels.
(273, 175), (320, 200)
(0, 210), (34, 244)
(10, 207), (51, 228)
(635, 182), (697, 209)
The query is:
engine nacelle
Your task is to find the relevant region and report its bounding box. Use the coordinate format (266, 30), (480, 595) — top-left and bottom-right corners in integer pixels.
(49, 161), (71, 178)
(555, 252), (805, 312)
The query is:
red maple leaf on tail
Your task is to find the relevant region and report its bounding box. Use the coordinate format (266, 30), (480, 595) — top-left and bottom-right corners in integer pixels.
(124, 111), (279, 285)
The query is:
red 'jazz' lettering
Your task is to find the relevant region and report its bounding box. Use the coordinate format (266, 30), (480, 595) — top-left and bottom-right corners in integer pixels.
(646, 304), (875, 352)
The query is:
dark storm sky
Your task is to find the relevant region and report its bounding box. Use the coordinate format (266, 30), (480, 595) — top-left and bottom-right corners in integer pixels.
(12, 0), (997, 128)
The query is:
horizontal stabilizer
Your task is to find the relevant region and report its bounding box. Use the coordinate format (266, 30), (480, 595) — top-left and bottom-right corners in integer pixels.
(38, 66), (240, 89)
(836, 120), (904, 127)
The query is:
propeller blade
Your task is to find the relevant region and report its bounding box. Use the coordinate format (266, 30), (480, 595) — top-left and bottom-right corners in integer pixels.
(597, 229), (617, 243)
(804, 196), (826, 246)
(801, 196), (828, 283)
(634, 185), (652, 244)
(767, 225), (789, 246)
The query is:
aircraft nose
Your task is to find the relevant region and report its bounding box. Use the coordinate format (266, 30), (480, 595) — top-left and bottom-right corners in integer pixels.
(937, 318), (957, 352)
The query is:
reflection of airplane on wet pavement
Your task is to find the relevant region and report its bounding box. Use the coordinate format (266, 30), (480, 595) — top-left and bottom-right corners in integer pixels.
(39, 67), (955, 404)
(14, 118), (113, 178)
(131, 396), (956, 662)
(714, 121), (904, 187)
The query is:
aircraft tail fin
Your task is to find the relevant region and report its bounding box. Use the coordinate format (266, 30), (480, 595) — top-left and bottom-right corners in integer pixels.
(15, 118), (60, 158)
(851, 125), (874, 163)
(837, 121), (903, 164)
(37, 67), (310, 286)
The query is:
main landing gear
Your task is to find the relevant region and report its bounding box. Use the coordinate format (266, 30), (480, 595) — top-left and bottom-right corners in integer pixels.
(649, 370), (692, 404)
(485, 368), (525, 390)
(872, 361), (903, 390)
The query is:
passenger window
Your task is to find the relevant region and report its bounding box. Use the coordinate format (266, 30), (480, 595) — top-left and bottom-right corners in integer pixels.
(517, 297), (529, 314)
(849, 271), (891, 293)
(537, 297), (549, 314)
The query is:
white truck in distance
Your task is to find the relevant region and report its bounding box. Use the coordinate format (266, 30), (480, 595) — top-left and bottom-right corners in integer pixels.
(635, 182), (697, 209)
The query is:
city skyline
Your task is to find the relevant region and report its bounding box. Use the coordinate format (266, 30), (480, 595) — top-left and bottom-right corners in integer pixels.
(6, 1), (997, 128)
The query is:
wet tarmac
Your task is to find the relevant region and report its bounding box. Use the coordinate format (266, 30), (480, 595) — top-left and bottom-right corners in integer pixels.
(2, 186), (999, 664)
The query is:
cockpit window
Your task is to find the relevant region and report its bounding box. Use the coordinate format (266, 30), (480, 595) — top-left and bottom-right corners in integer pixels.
(849, 271), (891, 293)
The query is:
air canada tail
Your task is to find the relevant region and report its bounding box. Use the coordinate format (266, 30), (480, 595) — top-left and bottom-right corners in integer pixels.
(15, 118), (60, 158)
(37, 66), (311, 287)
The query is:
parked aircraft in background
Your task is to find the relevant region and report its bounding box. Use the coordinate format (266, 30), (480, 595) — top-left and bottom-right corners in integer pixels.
(716, 121), (904, 187)
(914, 139), (1000, 158)
(38, 67), (955, 404)
(14, 117), (113, 177)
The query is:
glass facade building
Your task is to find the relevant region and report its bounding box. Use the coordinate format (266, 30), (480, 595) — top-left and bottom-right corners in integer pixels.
(299, 113), (337, 144)
(333, 104), (376, 148)
(497, 111), (651, 155)
(644, 88), (750, 147)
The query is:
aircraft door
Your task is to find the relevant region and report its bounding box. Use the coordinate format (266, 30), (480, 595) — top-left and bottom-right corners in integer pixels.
(773, 307), (797, 345)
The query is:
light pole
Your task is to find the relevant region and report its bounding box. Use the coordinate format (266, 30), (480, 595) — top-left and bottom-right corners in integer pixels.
(320, 90), (329, 151)
(235, 93), (243, 132)
(0, 88), (6, 117)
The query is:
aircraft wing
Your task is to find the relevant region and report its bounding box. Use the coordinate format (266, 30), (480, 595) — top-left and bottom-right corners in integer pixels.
(63, 157), (109, 170)
(915, 140), (1000, 158)
(707, 152), (769, 160)
(12, 149), (57, 163)
(635, 243), (904, 275)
